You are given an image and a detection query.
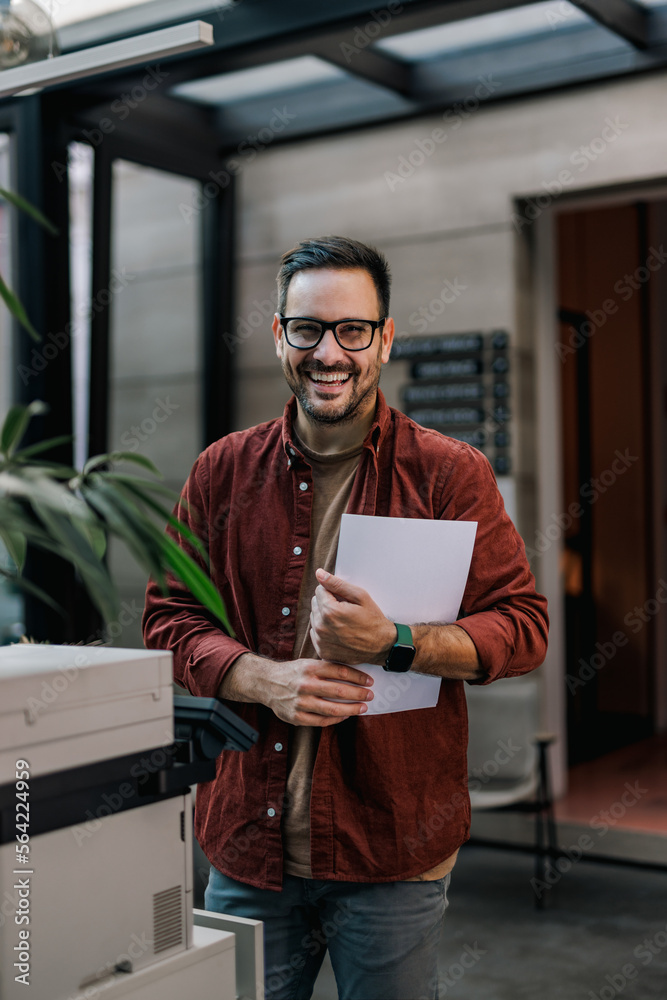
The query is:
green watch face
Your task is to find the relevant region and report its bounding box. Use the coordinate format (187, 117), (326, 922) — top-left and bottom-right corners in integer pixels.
(385, 643), (415, 672)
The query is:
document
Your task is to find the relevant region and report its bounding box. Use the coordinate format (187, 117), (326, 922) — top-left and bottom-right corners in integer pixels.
(334, 514), (477, 715)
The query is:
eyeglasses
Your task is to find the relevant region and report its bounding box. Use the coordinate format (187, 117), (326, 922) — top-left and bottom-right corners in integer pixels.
(279, 316), (385, 351)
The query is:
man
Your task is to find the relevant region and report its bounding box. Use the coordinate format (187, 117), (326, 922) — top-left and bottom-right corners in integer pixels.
(142, 235), (548, 1000)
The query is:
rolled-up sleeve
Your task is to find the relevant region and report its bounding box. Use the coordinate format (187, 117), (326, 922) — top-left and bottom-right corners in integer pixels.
(141, 451), (249, 697)
(439, 444), (549, 684)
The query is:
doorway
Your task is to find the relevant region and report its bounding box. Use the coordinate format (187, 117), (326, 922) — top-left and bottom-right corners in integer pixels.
(556, 198), (667, 783)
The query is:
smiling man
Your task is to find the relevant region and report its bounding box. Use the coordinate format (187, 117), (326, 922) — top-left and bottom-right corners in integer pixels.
(142, 235), (549, 1000)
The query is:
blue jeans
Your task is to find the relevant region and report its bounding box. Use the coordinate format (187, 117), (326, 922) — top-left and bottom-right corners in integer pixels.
(204, 866), (451, 1000)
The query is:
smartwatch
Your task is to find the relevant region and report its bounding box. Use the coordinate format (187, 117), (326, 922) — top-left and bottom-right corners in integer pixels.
(384, 623), (416, 673)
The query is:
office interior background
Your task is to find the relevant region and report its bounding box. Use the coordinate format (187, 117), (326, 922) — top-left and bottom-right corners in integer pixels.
(0, 2), (666, 998)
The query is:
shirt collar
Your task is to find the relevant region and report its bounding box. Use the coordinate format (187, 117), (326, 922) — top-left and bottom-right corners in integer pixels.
(282, 388), (390, 462)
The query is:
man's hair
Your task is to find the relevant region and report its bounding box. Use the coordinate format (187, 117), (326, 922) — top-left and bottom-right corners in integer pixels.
(276, 235), (391, 318)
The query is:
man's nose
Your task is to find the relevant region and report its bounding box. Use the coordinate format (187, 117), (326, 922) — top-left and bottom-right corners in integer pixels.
(310, 326), (348, 365)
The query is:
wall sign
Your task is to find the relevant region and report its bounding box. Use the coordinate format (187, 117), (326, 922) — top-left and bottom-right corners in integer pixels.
(392, 330), (511, 475)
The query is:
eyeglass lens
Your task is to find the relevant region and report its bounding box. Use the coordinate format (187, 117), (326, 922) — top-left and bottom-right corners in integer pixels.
(285, 319), (374, 350)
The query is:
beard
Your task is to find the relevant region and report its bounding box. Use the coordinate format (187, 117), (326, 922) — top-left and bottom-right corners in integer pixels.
(280, 345), (383, 426)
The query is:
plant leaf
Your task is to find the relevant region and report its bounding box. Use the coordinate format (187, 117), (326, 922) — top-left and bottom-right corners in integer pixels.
(0, 186), (59, 235)
(20, 461), (78, 479)
(80, 476), (167, 592)
(78, 519), (107, 560)
(31, 501), (118, 622)
(159, 531), (233, 635)
(98, 471), (178, 499)
(0, 524), (26, 571)
(12, 434), (73, 460)
(0, 273), (40, 342)
(0, 566), (64, 615)
(108, 477), (208, 561)
(0, 469), (93, 522)
(0, 400), (49, 458)
(1, 404), (30, 456)
(83, 451), (162, 477)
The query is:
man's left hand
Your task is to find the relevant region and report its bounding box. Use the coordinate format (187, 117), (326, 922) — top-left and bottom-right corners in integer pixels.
(310, 569), (397, 666)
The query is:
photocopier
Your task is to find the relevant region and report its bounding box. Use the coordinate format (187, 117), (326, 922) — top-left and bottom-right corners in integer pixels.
(0, 644), (263, 1000)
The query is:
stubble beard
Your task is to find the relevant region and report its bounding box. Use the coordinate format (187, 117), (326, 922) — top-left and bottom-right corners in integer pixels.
(281, 348), (383, 426)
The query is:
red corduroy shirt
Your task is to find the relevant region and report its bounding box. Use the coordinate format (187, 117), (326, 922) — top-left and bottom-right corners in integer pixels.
(142, 389), (549, 891)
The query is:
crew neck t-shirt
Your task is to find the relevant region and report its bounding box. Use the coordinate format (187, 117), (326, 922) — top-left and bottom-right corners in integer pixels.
(281, 431), (458, 882)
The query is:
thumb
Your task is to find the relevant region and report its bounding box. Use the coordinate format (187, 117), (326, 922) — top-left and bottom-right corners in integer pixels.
(315, 568), (365, 604)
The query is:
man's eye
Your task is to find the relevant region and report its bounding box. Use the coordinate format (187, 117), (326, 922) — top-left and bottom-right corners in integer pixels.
(293, 323), (321, 334)
(338, 323), (365, 334)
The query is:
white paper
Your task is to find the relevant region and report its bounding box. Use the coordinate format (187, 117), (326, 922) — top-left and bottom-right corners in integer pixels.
(333, 514), (477, 715)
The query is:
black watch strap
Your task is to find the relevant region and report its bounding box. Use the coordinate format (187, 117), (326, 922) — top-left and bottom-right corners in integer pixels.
(384, 623), (416, 673)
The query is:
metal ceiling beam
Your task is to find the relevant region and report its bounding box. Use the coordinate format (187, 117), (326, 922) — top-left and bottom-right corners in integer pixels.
(37, 0), (667, 155)
(67, 93), (222, 177)
(55, 0), (530, 98)
(314, 41), (414, 99)
(570, 0), (652, 50)
(59, 0), (527, 56)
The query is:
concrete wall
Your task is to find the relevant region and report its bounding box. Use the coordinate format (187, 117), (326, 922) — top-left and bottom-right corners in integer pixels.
(233, 69), (667, 794)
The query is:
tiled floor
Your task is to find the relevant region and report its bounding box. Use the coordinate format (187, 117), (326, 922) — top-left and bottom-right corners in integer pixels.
(554, 733), (667, 834)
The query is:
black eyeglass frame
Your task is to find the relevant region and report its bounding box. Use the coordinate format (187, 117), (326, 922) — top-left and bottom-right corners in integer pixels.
(278, 316), (386, 351)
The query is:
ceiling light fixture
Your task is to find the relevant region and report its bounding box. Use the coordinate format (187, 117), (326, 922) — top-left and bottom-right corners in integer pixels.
(0, 18), (213, 98)
(0, 0), (59, 70)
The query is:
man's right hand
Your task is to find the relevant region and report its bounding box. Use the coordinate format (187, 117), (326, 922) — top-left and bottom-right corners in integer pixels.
(217, 653), (374, 726)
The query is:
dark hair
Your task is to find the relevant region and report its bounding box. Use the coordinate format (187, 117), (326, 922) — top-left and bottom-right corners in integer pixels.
(276, 235), (391, 318)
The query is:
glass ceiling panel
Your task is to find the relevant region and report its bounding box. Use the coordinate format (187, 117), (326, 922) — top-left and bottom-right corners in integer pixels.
(377, 1), (591, 59)
(173, 56), (348, 106)
(46, 0), (151, 28)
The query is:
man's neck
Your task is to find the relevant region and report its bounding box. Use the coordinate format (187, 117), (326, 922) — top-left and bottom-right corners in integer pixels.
(293, 399), (377, 455)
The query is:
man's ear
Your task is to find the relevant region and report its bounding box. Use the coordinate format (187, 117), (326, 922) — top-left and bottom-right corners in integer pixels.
(272, 313), (284, 359)
(380, 317), (395, 364)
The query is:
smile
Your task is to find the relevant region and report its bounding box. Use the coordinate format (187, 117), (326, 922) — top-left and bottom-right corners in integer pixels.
(306, 372), (352, 385)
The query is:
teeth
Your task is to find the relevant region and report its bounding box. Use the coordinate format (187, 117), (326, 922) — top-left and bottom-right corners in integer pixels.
(309, 372), (351, 383)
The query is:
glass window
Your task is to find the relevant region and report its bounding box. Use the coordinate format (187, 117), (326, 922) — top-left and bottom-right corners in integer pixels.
(377, 2), (590, 59)
(106, 159), (203, 647)
(68, 141), (94, 472)
(0, 131), (26, 645)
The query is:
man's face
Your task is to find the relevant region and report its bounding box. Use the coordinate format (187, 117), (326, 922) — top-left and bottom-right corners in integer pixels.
(272, 268), (394, 427)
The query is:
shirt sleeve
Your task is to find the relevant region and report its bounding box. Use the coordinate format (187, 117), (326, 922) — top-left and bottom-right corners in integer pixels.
(141, 448), (250, 698)
(439, 444), (549, 685)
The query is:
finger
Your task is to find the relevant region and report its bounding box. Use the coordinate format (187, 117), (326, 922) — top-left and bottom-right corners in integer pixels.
(300, 663), (373, 702)
(310, 631), (322, 658)
(311, 677), (375, 704)
(298, 692), (371, 718)
(315, 569), (367, 604)
(314, 583), (337, 612)
(315, 660), (374, 688)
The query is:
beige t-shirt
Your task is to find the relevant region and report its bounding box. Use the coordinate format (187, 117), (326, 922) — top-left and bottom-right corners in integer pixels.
(281, 433), (458, 882)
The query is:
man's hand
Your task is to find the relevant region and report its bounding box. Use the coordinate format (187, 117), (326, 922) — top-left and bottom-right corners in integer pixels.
(309, 568), (396, 666)
(218, 652), (375, 727)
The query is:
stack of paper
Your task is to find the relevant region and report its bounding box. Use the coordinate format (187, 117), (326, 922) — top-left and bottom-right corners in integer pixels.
(332, 514), (477, 715)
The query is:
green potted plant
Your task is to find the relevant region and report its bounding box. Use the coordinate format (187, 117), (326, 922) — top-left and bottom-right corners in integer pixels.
(0, 187), (230, 636)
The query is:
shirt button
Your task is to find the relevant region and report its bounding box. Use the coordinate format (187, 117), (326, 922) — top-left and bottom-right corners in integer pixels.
(267, 808), (276, 818)
(274, 742), (283, 751)
(299, 482), (308, 491)
(293, 546), (302, 555)
(282, 607), (290, 616)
